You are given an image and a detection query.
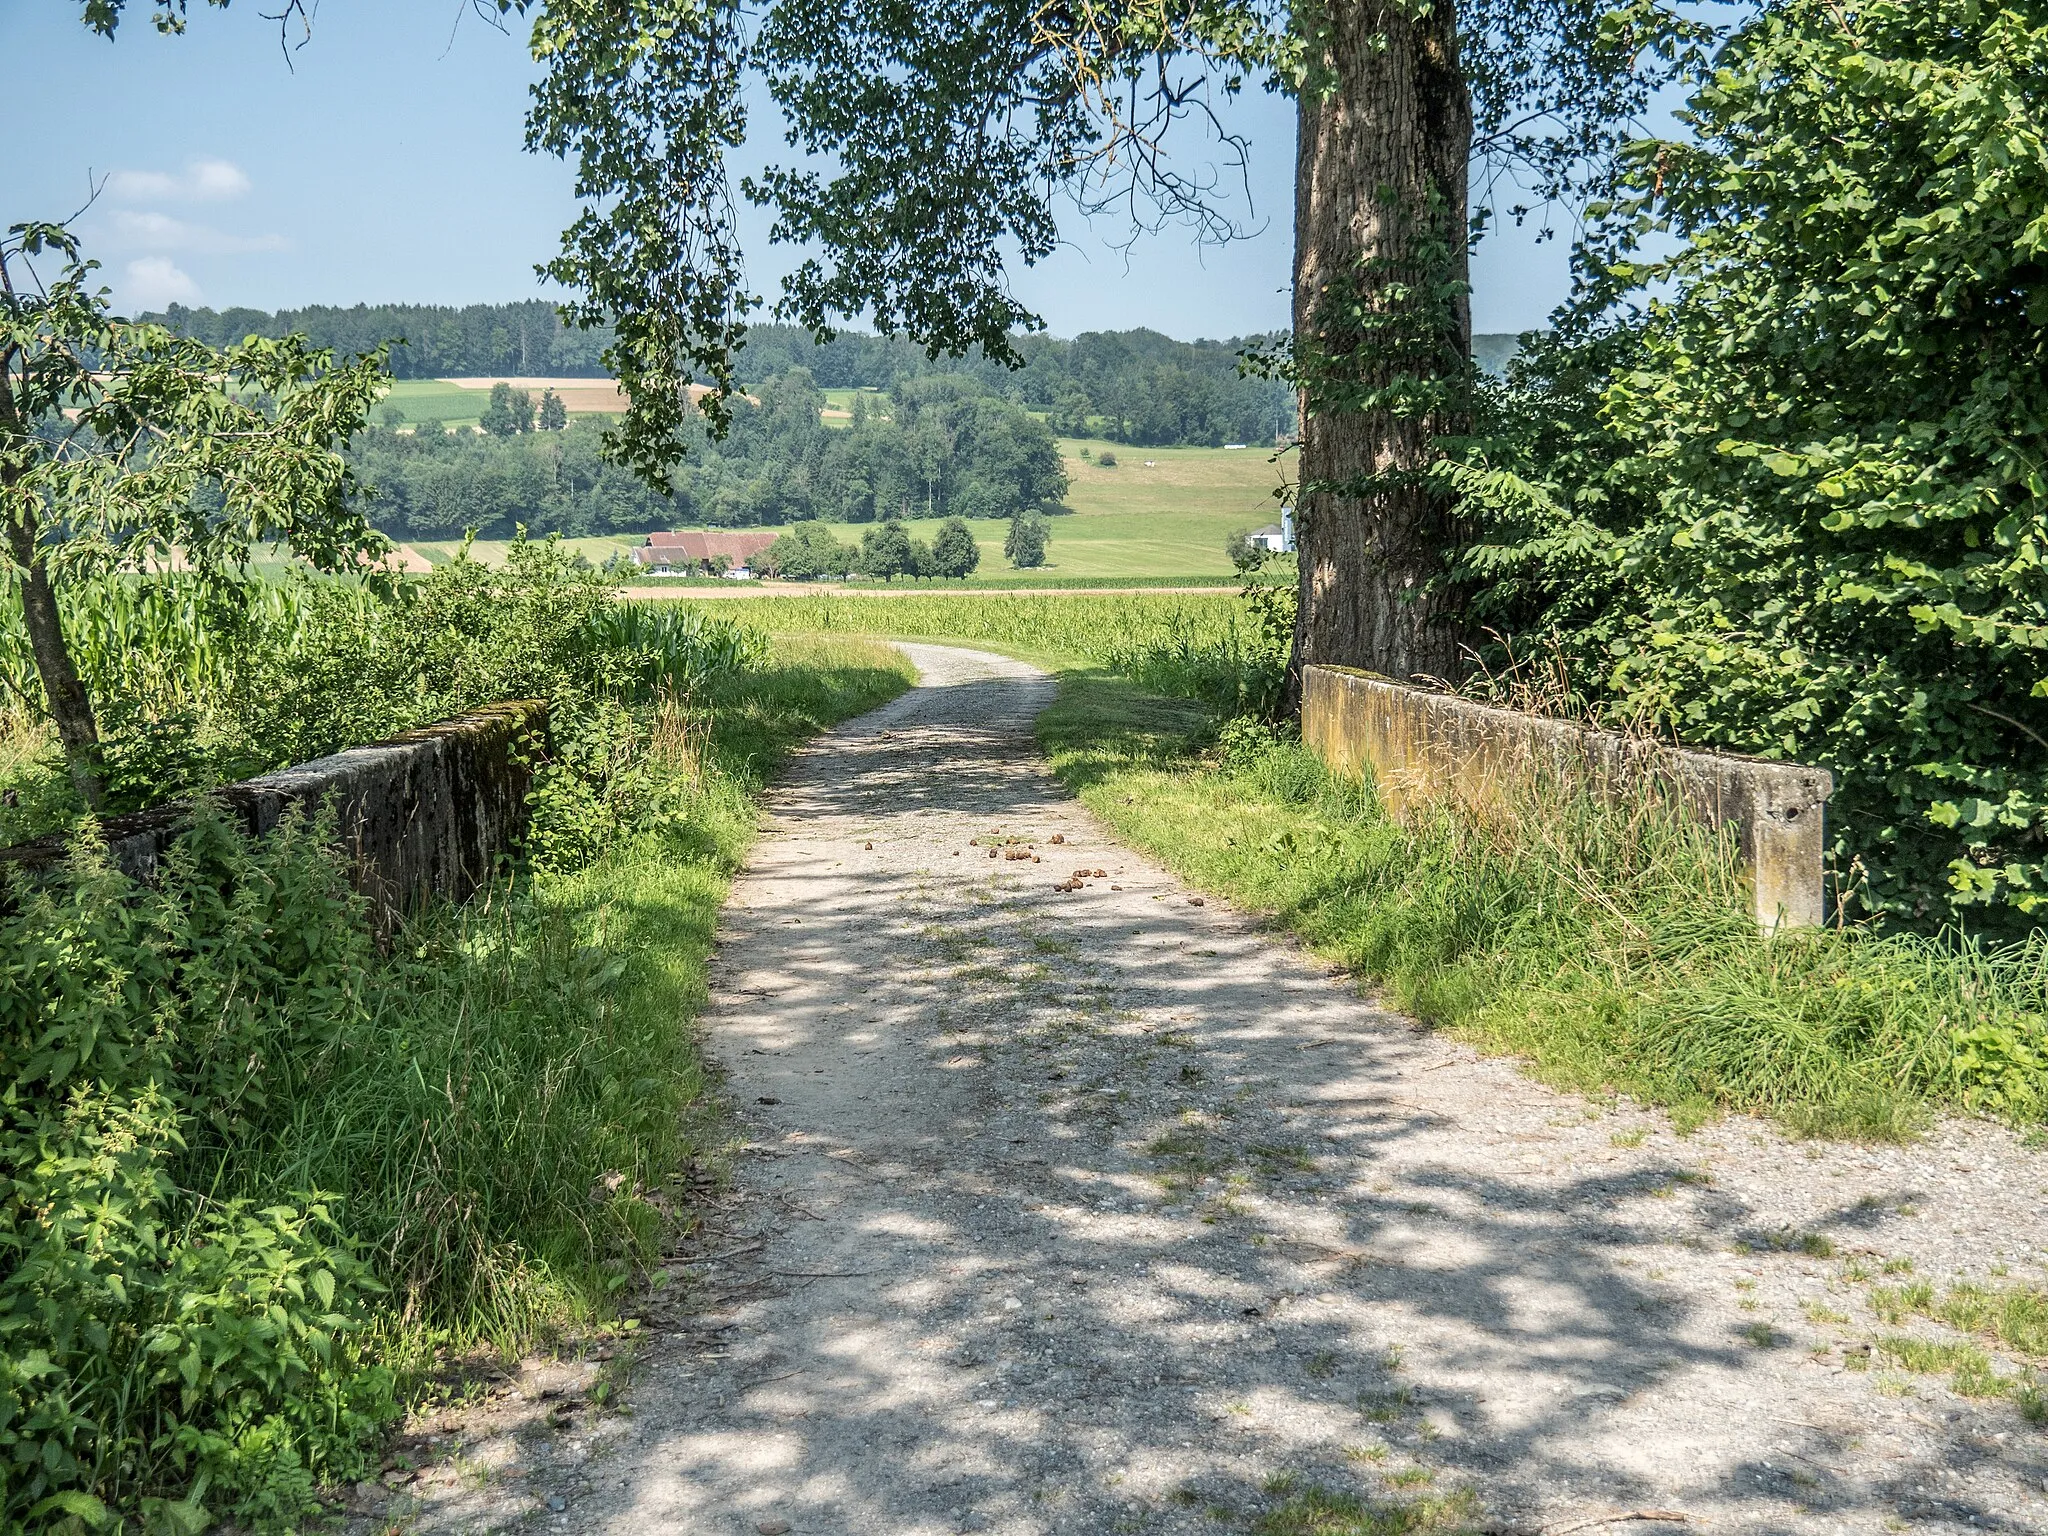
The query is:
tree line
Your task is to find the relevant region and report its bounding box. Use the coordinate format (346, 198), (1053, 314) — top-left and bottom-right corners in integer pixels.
(346, 369), (1067, 540)
(151, 300), (1314, 448)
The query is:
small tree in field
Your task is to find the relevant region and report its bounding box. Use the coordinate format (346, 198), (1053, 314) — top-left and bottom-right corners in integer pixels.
(1004, 512), (1049, 570)
(928, 517), (980, 579)
(859, 519), (914, 581)
(538, 388), (568, 430)
(766, 520), (854, 579)
(0, 223), (386, 807)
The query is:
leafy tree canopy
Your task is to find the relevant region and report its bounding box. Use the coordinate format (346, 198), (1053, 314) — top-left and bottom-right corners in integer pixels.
(928, 516), (981, 579)
(1, 222), (385, 803)
(1451, 0), (2048, 932)
(81, 0), (1701, 487)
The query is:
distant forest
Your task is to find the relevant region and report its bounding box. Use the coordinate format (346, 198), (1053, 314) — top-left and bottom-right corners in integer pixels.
(348, 369), (1068, 540)
(149, 298), (1530, 449)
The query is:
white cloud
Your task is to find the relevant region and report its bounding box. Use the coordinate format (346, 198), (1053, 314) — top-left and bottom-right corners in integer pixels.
(107, 210), (289, 254)
(106, 158), (253, 204)
(123, 257), (202, 310)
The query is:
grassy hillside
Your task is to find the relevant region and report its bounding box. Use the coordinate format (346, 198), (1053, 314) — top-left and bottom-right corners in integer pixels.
(405, 439), (1289, 580)
(377, 377), (629, 429)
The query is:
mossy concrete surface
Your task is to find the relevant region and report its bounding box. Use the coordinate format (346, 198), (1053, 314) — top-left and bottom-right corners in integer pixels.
(0, 699), (546, 928)
(1302, 666), (1833, 931)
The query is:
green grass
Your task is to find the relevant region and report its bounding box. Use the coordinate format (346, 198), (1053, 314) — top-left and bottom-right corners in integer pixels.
(1254, 1485), (1480, 1534)
(399, 438), (1286, 580)
(1, 624), (913, 1524)
(377, 378), (493, 428)
(661, 590), (1258, 673)
(780, 441), (1284, 578)
(409, 535), (642, 567)
(1870, 1278), (2048, 1357)
(1022, 668), (2048, 1139)
(376, 378), (625, 430)
(689, 602), (2044, 1146)
(819, 386), (887, 423)
(298, 632), (916, 1355)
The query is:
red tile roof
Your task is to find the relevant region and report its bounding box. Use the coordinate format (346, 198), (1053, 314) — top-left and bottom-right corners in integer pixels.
(635, 530), (779, 567)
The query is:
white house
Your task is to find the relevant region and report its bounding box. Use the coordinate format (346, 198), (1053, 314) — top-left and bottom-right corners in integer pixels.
(1246, 508), (1297, 554)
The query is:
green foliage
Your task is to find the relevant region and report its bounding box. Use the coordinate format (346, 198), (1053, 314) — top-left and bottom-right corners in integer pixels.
(1252, 1483), (1480, 1533)
(0, 541), (765, 843)
(885, 376), (1069, 519)
(0, 225), (388, 584)
(1004, 511), (1050, 570)
(1451, 0), (2048, 934)
(927, 517), (981, 579)
(347, 417), (672, 539)
(1, 806), (401, 1530)
(538, 389), (569, 431)
(765, 521), (855, 579)
(0, 596), (911, 1529)
(477, 382), (534, 438)
(671, 590), (1256, 671)
(143, 299), (609, 381)
(345, 370), (1066, 539)
(857, 520), (916, 581)
(152, 306), (1296, 450)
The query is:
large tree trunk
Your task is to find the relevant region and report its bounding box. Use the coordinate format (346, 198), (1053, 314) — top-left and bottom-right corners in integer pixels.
(1291, 0), (1474, 691)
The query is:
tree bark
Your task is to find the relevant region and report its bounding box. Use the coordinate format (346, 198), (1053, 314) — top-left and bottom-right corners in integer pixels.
(0, 382), (106, 810)
(3, 508), (105, 810)
(1291, 0), (1474, 692)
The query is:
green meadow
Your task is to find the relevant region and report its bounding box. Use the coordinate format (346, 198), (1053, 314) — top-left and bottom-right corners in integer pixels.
(405, 439), (1289, 580)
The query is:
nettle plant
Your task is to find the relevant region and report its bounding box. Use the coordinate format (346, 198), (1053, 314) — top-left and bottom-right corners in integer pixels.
(1449, 0), (2048, 933)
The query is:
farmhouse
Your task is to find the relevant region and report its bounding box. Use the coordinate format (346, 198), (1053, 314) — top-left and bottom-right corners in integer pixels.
(1244, 510), (1296, 554)
(634, 529), (779, 576)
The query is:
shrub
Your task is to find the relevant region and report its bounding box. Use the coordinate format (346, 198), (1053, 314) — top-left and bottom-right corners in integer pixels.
(1450, 0), (2048, 934)
(1, 540), (763, 848)
(1, 807), (399, 1530)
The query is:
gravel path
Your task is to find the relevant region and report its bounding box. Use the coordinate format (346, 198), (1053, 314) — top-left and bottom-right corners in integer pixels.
(408, 643), (2048, 1536)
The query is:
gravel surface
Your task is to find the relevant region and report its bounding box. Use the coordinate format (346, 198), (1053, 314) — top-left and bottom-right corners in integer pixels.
(385, 643), (2048, 1536)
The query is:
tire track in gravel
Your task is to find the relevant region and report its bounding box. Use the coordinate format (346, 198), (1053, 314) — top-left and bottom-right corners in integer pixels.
(500, 643), (2048, 1535)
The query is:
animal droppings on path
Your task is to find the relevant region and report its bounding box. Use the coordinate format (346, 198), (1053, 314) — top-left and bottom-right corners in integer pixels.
(390, 643), (2048, 1536)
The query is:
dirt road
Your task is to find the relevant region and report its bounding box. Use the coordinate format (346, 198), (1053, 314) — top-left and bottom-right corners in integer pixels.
(431, 644), (2046, 1535)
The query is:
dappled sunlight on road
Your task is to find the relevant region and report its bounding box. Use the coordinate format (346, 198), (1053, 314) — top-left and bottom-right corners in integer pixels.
(514, 645), (2048, 1536)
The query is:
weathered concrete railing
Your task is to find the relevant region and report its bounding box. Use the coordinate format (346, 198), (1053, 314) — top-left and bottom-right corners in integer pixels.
(0, 700), (547, 928)
(1301, 667), (1832, 931)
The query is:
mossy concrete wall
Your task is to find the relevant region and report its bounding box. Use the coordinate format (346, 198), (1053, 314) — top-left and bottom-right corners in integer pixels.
(1301, 667), (1833, 931)
(0, 700), (546, 928)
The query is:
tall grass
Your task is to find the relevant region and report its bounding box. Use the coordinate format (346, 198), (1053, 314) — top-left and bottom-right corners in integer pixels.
(1041, 676), (2048, 1136)
(0, 548), (769, 842)
(226, 632), (915, 1351)
(668, 590), (1289, 714)
(670, 591), (1253, 670)
(2, 548), (914, 1528)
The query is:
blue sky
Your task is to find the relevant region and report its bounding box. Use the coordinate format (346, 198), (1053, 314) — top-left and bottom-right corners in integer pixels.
(4, 1), (1576, 340)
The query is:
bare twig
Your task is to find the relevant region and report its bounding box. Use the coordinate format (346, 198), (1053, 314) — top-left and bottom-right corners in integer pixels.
(1968, 702), (2048, 754)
